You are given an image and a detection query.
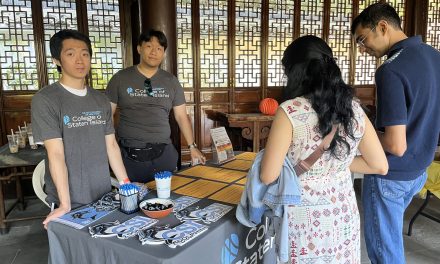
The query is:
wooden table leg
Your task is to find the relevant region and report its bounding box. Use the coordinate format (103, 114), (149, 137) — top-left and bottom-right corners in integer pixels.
(253, 121), (260, 152)
(16, 168), (25, 210)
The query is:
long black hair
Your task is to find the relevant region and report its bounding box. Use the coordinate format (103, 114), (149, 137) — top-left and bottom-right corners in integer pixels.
(281, 35), (356, 158)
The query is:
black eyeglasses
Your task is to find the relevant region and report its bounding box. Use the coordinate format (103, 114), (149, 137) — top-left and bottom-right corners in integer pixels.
(144, 78), (153, 96)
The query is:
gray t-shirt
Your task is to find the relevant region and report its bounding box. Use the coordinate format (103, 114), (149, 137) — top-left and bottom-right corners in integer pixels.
(31, 82), (114, 208)
(106, 66), (185, 146)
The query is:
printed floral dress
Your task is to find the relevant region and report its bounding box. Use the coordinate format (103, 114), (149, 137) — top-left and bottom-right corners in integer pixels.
(280, 97), (365, 264)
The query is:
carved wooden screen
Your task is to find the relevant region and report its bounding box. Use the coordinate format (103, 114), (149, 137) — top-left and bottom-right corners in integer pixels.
(176, 0), (407, 90)
(328, 0), (352, 83)
(300, 0), (323, 36)
(0, 0), (123, 91)
(426, 0), (440, 50)
(176, 0), (194, 89)
(235, 0), (262, 88)
(87, 0), (123, 89)
(200, 0), (229, 89)
(267, 1), (294, 87)
(175, 0), (410, 156)
(0, 1), (38, 91)
(42, 0), (78, 84)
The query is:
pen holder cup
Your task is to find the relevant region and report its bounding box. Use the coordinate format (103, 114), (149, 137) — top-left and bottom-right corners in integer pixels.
(119, 192), (139, 214)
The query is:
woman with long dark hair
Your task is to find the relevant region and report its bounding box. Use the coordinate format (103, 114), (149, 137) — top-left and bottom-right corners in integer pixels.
(260, 35), (388, 263)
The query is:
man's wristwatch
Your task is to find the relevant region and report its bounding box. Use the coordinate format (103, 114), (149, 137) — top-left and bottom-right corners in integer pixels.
(188, 142), (197, 149)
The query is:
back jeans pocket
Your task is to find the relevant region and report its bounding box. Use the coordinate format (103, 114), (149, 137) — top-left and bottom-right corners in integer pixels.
(378, 178), (406, 199)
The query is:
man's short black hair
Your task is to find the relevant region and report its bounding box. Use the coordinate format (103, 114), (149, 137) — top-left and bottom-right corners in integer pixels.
(351, 2), (402, 35)
(138, 29), (168, 50)
(49, 29), (92, 73)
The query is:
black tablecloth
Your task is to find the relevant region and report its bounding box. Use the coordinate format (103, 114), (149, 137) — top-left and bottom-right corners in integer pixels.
(48, 193), (276, 264)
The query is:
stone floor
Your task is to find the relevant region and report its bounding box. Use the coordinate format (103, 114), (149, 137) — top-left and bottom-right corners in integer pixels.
(0, 181), (439, 264)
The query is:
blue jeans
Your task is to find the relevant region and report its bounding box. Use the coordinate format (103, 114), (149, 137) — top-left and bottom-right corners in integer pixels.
(362, 172), (427, 264)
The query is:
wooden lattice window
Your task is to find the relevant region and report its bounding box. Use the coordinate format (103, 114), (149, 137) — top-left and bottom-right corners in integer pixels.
(200, 0), (229, 88)
(176, 0), (407, 90)
(0, 0), (38, 91)
(0, 0), (123, 91)
(426, 0), (440, 50)
(176, 1), (194, 89)
(267, 1), (294, 87)
(42, 0), (78, 84)
(87, 0), (123, 89)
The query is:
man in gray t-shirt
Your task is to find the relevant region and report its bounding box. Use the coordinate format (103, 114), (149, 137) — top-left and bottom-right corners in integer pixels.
(32, 83), (114, 208)
(31, 30), (130, 229)
(106, 29), (206, 183)
(107, 67), (184, 145)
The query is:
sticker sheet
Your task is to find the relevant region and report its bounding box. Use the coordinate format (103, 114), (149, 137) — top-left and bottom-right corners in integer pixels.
(108, 216), (159, 239)
(173, 196), (200, 212)
(175, 203), (233, 224)
(89, 216), (158, 239)
(139, 221), (208, 248)
(89, 221), (121, 238)
(54, 192), (120, 229)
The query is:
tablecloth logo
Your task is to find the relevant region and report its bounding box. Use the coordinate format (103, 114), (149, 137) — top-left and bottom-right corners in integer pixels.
(221, 233), (239, 264)
(228, 218), (275, 264)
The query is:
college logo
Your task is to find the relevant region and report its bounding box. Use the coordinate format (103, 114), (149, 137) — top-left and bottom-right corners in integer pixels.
(126, 86), (150, 97)
(63, 111), (106, 128)
(153, 87), (170, 98)
(63, 115), (70, 125)
(222, 218), (275, 264)
(221, 233), (239, 264)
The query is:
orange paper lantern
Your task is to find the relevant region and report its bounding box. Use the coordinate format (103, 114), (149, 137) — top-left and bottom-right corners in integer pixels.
(259, 98), (279, 116)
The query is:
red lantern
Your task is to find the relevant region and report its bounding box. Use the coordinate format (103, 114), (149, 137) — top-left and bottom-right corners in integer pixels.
(259, 98), (279, 116)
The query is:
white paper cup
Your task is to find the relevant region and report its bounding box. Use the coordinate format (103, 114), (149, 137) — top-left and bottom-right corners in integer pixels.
(154, 171), (172, 199)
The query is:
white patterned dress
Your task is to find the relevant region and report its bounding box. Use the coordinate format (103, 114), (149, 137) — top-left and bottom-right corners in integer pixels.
(280, 97), (365, 264)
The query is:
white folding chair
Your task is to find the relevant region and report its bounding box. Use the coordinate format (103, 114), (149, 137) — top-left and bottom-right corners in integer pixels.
(32, 160), (49, 207)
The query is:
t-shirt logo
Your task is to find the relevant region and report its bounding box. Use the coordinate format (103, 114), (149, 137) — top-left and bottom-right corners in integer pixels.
(63, 111), (106, 128)
(126, 86), (151, 97)
(153, 87), (170, 98)
(63, 115), (70, 125)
